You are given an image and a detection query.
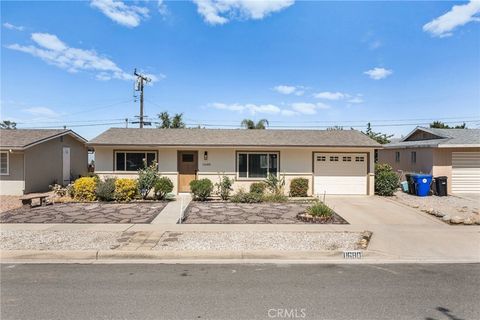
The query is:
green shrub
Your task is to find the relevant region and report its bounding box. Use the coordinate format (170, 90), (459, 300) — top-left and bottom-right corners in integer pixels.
(215, 175), (234, 200)
(264, 173), (286, 195)
(375, 163), (400, 196)
(306, 201), (334, 217)
(190, 179), (213, 201)
(73, 177), (97, 201)
(289, 178), (309, 197)
(250, 182), (267, 194)
(96, 177), (116, 201)
(115, 178), (138, 202)
(50, 184), (67, 197)
(137, 160), (159, 199)
(262, 193), (288, 203)
(230, 190), (263, 203)
(154, 177), (174, 200)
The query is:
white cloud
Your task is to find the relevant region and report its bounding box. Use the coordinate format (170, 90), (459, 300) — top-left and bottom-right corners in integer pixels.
(7, 32), (161, 82)
(157, 0), (168, 15)
(313, 91), (345, 100)
(22, 107), (59, 118)
(347, 96), (363, 104)
(273, 85), (304, 96)
(211, 103), (281, 115)
(423, 0), (480, 38)
(291, 102), (331, 115)
(3, 22), (24, 31)
(364, 67), (393, 80)
(90, 0), (149, 27)
(192, 0), (294, 25)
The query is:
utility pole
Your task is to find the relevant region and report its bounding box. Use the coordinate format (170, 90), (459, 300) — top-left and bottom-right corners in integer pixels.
(133, 69), (151, 128)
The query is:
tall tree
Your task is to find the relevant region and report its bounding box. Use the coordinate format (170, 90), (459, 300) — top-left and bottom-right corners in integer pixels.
(0, 120), (17, 130)
(430, 121), (466, 129)
(157, 112), (185, 128)
(363, 122), (393, 144)
(171, 113), (186, 128)
(241, 119), (269, 129)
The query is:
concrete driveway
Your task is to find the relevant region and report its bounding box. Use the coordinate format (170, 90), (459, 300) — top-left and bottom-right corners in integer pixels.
(325, 196), (444, 225)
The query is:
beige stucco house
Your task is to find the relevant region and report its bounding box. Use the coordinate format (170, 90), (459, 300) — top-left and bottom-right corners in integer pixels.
(378, 127), (480, 194)
(0, 129), (88, 195)
(89, 128), (380, 196)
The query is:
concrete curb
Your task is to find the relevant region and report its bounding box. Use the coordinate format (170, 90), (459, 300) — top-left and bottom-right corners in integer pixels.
(2, 249), (478, 264)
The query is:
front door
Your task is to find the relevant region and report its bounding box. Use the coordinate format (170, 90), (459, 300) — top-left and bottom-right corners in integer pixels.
(62, 147), (71, 186)
(178, 151), (198, 192)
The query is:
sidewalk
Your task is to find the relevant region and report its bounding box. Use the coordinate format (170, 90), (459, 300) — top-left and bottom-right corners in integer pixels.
(1, 222), (478, 263)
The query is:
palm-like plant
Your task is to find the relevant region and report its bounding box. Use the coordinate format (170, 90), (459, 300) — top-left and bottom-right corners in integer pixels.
(241, 119), (269, 129)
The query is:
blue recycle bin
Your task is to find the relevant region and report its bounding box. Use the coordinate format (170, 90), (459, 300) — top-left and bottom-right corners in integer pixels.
(412, 174), (433, 197)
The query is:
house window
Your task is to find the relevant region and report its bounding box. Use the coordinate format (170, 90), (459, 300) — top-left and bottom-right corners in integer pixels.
(342, 156), (352, 162)
(330, 156), (339, 162)
(0, 152), (8, 175)
(411, 151), (417, 164)
(115, 151), (157, 171)
(355, 156), (365, 162)
(395, 152), (400, 163)
(237, 152), (278, 179)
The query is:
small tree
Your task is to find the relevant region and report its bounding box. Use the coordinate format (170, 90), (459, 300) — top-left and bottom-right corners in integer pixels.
(157, 112), (185, 128)
(241, 119), (269, 129)
(264, 173), (285, 195)
(363, 123), (393, 144)
(0, 120), (17, 130)
(430, 121), (466, 129)
(215, 175), (234, 200)
(137, 160), (159, 199)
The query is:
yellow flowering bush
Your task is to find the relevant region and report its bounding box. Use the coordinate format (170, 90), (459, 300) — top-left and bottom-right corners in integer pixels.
(73, 177), (97, 201)
(114, 178), (138, 202)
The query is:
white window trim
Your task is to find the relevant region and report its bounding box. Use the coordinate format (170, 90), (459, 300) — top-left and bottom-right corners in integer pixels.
(114, 151), (157, 172)
(0, 151), (9, 176)
(236, 151), (279, 180)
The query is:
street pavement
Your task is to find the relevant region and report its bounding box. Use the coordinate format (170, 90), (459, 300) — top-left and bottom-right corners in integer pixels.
(1, 263), (479, 320)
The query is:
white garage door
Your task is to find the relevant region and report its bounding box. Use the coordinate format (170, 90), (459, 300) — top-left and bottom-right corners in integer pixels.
(452, 152), (480, 193)
(313, 153), (367, 195)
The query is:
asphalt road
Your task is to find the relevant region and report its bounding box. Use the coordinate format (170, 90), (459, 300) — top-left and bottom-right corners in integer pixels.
(1, 263), (479, 320)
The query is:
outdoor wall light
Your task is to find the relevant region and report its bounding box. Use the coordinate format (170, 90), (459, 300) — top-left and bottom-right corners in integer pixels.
(204, 151), (208, 160)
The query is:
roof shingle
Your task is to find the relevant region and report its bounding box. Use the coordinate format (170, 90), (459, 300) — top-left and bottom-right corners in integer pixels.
(88, 128), (381, 148)
(0, 129), (85, 149)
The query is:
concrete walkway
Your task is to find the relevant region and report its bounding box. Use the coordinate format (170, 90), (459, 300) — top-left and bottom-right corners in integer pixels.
(326, 196), (445, 226)
(150, 194), (192, 224)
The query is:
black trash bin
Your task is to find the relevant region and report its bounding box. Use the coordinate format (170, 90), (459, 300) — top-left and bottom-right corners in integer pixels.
(405, 174), (416, 195)
(434, 176), (448, 196)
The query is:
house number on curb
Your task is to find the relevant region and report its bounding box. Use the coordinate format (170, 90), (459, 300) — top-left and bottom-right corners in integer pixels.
(343, 251), (362, 259)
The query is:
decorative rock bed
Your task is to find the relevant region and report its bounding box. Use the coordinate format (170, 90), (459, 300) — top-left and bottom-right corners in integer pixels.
(296, 212), (347, 224)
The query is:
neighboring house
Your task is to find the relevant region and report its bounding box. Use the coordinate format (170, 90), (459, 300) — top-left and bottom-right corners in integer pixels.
(0, 129), (88, 195)
(378, 127), (480, 194)
(89, 128), (380, 196)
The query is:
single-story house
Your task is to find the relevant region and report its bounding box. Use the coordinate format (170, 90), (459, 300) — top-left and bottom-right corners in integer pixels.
(0, 129), (88, 195)
(89, 128), (381, 196)
(378, 127), (480, 194)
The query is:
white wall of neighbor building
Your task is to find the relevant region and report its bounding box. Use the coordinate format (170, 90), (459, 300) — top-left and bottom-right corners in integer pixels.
(0, 151), (25, 195)
(93, 146), (375, 195)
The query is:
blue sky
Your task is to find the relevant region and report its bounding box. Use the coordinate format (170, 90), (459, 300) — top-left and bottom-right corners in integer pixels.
(1, 0), (479, 140)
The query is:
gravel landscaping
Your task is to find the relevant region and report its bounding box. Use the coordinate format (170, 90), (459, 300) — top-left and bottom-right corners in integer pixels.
(154, 231), (364, 251)
(0, 230), (122, 250)
(393, 191), (480, 225)
(0, 202), (168, 224)
(0, 196), (22, 213)
(182, 201), (347, 224)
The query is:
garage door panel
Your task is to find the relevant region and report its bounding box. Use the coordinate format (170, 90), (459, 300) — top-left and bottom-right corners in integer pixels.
(452, 152), (480, 193)
(314, 176), (366, 195)
(313, 153), (367, 195)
